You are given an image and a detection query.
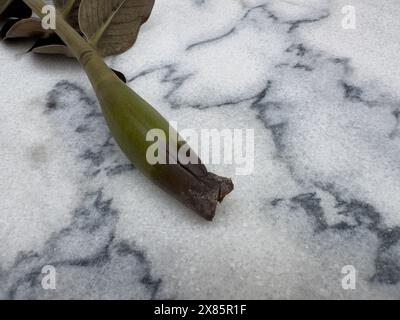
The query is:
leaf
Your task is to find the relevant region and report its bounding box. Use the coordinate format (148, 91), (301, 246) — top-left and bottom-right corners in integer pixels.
(1, 0), (32, 19)
(32, 44), (72, 56)
(1, 17), (45, 39)
(78, 0), (155, 57)
(0, 18), (14, 38)
(29, 34), (74, 57)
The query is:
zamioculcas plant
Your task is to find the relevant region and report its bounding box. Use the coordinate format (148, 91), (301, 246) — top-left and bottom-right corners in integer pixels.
(0, 0), (234, 221)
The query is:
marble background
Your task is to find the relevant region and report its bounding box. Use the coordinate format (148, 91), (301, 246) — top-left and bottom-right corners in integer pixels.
(1, 0), (400, 299)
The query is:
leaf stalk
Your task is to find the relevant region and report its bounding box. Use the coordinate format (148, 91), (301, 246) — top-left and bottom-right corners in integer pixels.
(22, 0), (234, 220)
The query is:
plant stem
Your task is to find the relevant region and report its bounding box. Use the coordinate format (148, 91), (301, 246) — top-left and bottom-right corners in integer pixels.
(22, 0), (234, 220)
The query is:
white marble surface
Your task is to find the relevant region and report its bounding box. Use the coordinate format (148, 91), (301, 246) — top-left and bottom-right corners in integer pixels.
(1, 0), (400, 299)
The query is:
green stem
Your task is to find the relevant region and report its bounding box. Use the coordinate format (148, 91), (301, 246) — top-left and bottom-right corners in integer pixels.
(22, 0), (234, 221)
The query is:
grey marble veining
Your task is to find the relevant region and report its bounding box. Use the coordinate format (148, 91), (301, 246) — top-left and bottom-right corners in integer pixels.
(1, 0), (400, 299)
